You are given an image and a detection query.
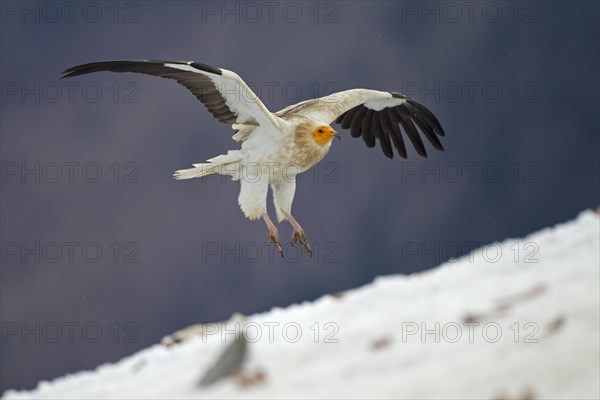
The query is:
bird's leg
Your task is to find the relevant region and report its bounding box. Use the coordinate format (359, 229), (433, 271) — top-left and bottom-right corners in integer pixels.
(284, 212), (312, 257)
(262, 212), (283, 257)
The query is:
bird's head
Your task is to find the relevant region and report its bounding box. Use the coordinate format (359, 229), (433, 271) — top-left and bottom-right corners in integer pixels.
(312, 125), (340, 146)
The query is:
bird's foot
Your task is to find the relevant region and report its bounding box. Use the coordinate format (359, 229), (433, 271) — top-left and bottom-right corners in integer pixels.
(291, 229), (312, 257)
(267, 228), (283, 257)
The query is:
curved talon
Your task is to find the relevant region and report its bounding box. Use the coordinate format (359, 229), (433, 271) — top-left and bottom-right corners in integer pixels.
(262, 212), (283, 258)
(268, 232), (283, 257)
(291, 229), (312, 257)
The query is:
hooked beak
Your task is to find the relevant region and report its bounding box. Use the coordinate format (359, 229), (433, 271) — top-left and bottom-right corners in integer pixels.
(332, 131), (341, 141)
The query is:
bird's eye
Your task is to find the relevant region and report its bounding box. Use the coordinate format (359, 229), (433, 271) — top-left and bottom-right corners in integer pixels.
(318, 129), (323, 133)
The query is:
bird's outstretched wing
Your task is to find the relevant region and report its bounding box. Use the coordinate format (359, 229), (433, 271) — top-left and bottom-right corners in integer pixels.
(276, 89), (445, 159)
(62, 60), (280, 130)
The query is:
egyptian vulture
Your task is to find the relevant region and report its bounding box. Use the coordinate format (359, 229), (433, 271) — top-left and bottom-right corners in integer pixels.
(62, 60), (446, 256)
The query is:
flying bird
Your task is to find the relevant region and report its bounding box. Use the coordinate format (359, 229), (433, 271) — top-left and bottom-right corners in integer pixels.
(62, 60), (446, 256)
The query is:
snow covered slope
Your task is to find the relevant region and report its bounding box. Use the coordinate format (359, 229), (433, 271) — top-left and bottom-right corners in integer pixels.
(4, 210), (599, 399)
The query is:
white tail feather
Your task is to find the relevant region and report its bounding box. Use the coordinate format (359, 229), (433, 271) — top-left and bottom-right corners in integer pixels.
(174, 150), (243, 180)
(173, 164), (217, 180)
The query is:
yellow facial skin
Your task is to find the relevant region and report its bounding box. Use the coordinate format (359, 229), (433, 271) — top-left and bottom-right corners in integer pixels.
(312, 126), (340, 145)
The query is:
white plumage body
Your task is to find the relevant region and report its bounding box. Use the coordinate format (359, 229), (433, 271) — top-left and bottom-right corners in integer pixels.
(178, 117), (332, 222)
